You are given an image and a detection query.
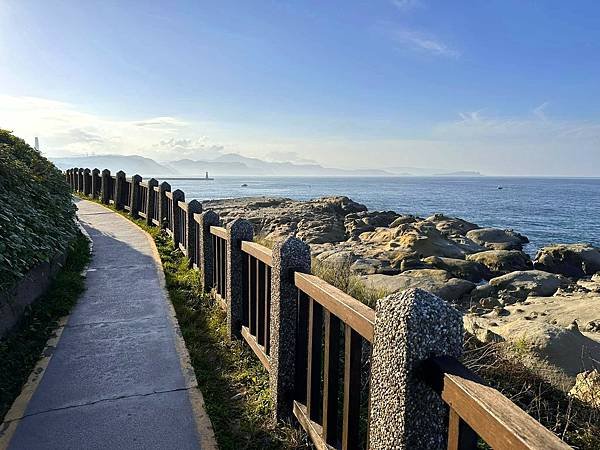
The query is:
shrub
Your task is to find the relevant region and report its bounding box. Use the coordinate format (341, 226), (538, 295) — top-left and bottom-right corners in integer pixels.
(0, 130), (77, 292)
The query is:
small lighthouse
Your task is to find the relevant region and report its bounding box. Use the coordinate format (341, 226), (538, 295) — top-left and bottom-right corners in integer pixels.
(205, 171), (209, 180)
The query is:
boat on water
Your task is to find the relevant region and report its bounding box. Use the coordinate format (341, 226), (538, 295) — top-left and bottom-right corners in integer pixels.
(241, 183), (248, 187)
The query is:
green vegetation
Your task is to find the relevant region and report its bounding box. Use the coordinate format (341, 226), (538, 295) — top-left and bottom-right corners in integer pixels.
(0, 232), (90, 420)
(0, 130), (77, 292)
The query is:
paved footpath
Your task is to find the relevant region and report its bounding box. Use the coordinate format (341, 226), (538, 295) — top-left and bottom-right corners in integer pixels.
(2, 199), (215, 450)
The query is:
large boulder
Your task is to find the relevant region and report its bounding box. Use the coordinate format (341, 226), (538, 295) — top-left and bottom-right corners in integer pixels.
(534, 243), (600, 278)
(495, 320), (600, 375)
(425, 214), (479, 236)
(466, 228), (529, 251)
(344, 210), (400, 240)
(422, 256), (491, 282)
(466, 250), (532, 276)
(359, 269), (475, 302)
(489, 270), (569, 299)
(569, 370), (600, 408)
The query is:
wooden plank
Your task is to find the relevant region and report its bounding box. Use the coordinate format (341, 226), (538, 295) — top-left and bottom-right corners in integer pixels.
(241, 241), (273, 266)
(257, 260), (266, 345)
(442, 373), (572, 450)
(295, 291), (309, 403)
(165, 190), (173, 199)
(265, 265), (271, 355)
(293, 401), (335, 450)
(341, 325), (361, 450)
(307, 299), (323, 423)
(447, 408), (461, 450)
(249, 256), (257, 335)
(322, 311), (341, 446)
(241, 326), (271, 372)
(177, 200), (188, 212)
(210, 225), (228, 240)
(295, 273), (375, 342)
(138, 211), (147, 219)
(151, 218), (160, 226)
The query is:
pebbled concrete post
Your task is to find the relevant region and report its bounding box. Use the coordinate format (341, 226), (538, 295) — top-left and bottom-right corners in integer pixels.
(184, 200), (202, 265)
(225, 219), (254, 340)
(368, 288), (463, 450)
(65, 169), (70, 187)
(145, 178), (158, 226)
(157, 181), (171, 228)
(171, 189), (185, 246)
(91, 168), (100, 199)
(114, 170), (126, 210)
(269, 236), (311, 421)
(83, 168), (91, 196)
(78, 168), (84, 193)
(101, 169), (111, 204)
(195, 210), (219, 291)
(130, 174), (142, 218)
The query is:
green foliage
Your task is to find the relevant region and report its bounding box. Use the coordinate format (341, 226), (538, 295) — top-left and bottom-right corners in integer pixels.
(0, 130), (77, 292)
(0, 232), (90, 420)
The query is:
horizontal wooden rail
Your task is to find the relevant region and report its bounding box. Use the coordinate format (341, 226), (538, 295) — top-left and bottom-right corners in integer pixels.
(153, 186), (160, 192)
(241, 241), (272, 266)
(210, 226), (228, 240)
(294, 273), (375, 342)
(293, 401), (333, 450)
(241, 326), (271, 371)
(420, 356), (571, 450)
(178, 200), (188, 212)
(165, 191), (173, 199)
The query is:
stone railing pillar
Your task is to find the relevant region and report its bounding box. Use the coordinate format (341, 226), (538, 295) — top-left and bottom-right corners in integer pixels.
(65, 169), (70, 186)
(185, 200), (202, 264)
(78, 168), (84, 193)
(171, 189), (185, 245)
(225, 219), (254, 340)
(130, 174), (142, 218)
(269, 236), (311, 421)
(145, 178), (158, 226)
(91, 168), (101, 199)
(157, 181), (171, 228)
(114, 170), (126, 210)
(101, 169), (111, 204)
(195, 210), (219, 291)
(368, 288), (463, 450)
(83, 168), (91, 196)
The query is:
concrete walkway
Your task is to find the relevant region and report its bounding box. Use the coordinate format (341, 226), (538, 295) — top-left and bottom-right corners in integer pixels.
(2, 199), (215, 450)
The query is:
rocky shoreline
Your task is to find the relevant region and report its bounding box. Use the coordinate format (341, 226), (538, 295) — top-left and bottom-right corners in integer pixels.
(204, 195), (600, 385)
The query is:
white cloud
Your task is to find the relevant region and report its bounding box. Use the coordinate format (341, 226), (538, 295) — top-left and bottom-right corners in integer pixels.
(392, 29), (459, 58)
(262, 150), (317, 164)
(391, 0), (423, 11)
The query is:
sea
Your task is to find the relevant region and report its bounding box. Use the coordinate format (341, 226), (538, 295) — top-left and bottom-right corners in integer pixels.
(163, 176), (600, 254)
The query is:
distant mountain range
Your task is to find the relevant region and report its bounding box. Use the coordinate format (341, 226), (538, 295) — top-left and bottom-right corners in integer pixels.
(51, 154), (483, 177)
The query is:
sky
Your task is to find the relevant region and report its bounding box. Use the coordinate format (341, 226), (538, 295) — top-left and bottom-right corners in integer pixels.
(1, 0), (599, 176)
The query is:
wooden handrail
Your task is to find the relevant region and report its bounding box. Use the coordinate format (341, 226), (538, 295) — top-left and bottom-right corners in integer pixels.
(210, 226), (228, 240)
(177, 200), (188, 212)
(294, 273), (375, 342)
(241, 241), (272, 266)
(165, 191), (173, 199)
(153, 186), (160, 192)
(419, 356), (571, 450)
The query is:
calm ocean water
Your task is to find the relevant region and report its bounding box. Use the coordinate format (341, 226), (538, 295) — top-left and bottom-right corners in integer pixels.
(164, 177), (600, 253)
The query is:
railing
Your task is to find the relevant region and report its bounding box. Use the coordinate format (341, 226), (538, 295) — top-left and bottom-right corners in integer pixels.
(138, 182), (149, 219)
(240, 241), (272, 370)
(66, 167), (572, 450)
(210, 226), (228, 309)
(294, 273), (374, 449)
(122, 178), (132, 211)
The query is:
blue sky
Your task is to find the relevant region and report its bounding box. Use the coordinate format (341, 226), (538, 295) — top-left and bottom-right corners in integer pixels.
(1, 0), (599, 175)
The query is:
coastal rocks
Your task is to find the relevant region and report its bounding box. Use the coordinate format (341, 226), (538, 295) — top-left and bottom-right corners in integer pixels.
(425, 214), (479, 236)
(494, 320), (600, 376)
(466, 228), (529, 251)
(489, 270), (569, 299)
(466, 250), (532, 276)
(421, 256), (491, 282)
(534, 243), (600, 278)
(569, 370), (600, 408)
(359, 269), (475, 302)
(344, 210), (401, 240)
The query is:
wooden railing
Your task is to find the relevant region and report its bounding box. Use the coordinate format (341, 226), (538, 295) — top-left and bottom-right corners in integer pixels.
(66, 167), (573, 450)
(240, 241), (272, 370)
(122, 178), (132, 211)
(210, 226), (228, 308)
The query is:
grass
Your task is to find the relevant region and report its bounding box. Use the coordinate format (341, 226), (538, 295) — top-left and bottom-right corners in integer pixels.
(0, 232), (90, 421)
(80, 197), (310, 449)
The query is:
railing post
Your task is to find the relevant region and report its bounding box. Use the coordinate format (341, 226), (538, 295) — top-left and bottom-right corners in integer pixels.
(171, 189), (185, 245)
(185, 200), (202, 264)
(114, 170), (126, 210)
(69, 168), (74, 190)
(65, 169), (70, 187)
(225, 219), (254, 340)
(91, 168), (100, 199)
(146, 178), (158, 226)
(83, 168), (91, 196)
(158, 181), (171, 228)
(368, 288), (463, 450)
(78, 168), (84, 193)
(101, 169), (111, 204)
(130, 174), (142, 218)
(195, 210), (219, 291)
(269, 236), (311, 421)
